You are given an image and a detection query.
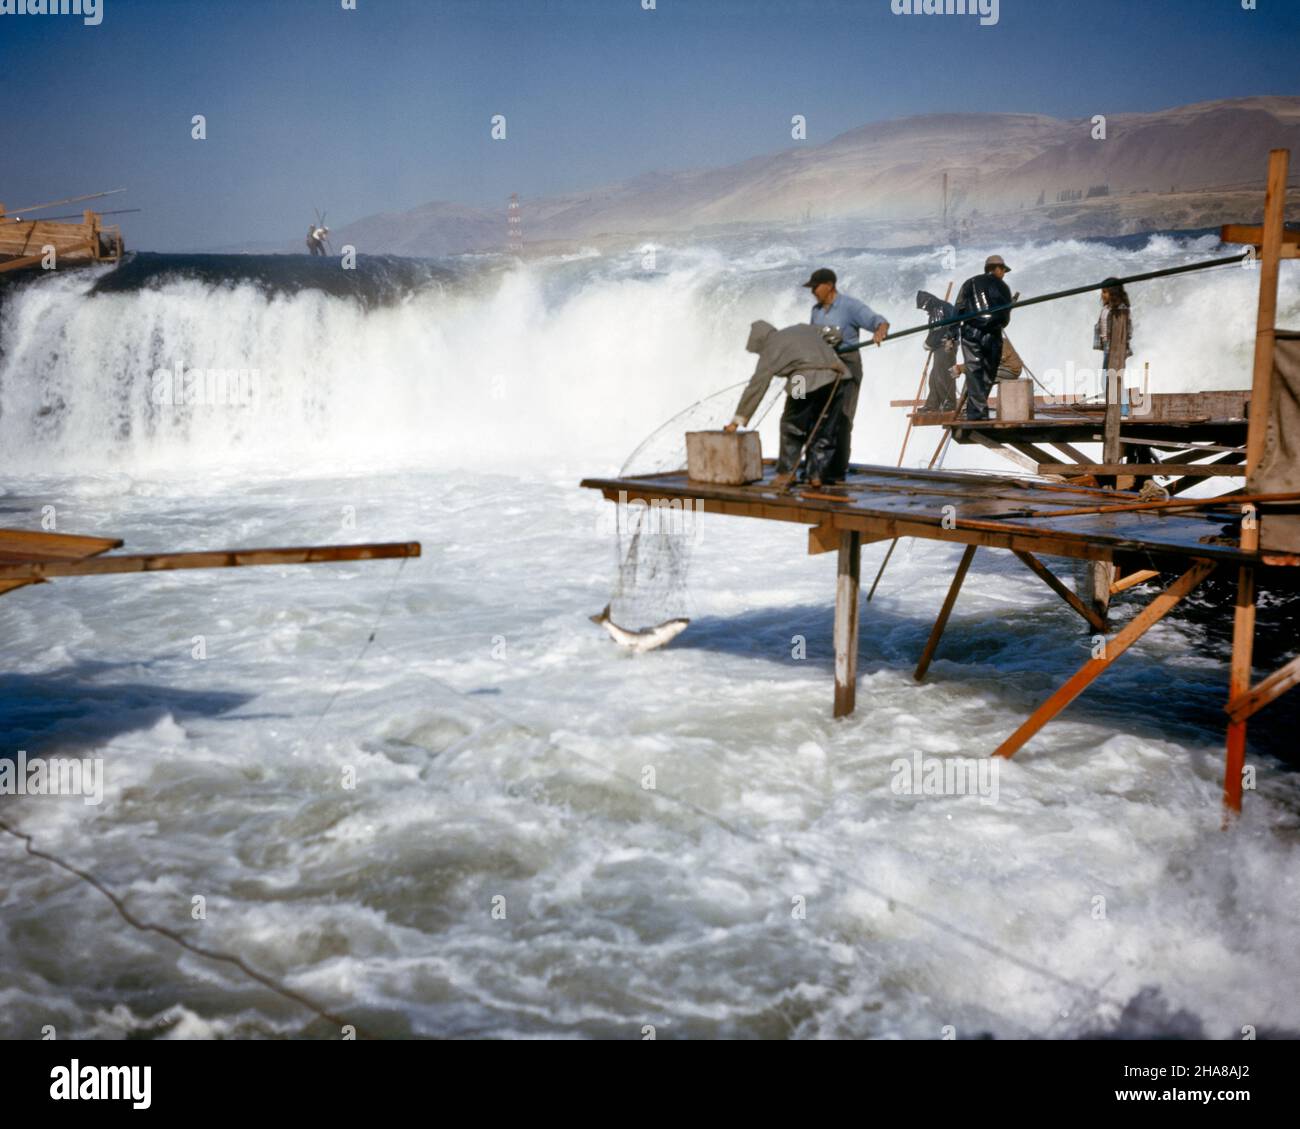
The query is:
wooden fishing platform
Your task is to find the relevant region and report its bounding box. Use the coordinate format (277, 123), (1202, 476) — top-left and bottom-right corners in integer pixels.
(901, 393), (1250, 493)
(580, 461), (1295, 813)
(584, 149), (1300, 817)
(1, 196), (124, 274)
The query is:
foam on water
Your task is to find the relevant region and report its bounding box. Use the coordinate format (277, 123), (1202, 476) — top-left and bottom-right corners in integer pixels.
(1, 236), (1298, 1038)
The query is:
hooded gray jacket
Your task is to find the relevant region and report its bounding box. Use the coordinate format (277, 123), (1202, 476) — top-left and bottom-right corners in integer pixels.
(731, 321), (848, 426)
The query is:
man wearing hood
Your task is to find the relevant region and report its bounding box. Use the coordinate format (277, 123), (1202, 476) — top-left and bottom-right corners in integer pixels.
(916, 289), (959, 412)
(953, 254), (1014, 420)
(723, 320), (848, 487)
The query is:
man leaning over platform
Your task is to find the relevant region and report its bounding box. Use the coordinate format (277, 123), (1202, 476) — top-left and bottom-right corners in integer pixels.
(723, 320), (848, 489)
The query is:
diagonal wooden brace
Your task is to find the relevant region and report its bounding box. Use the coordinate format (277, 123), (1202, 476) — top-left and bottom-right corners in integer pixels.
(1111, 569), (1161, 595)
(1013, 550), (1107, 632)
(994, 558), (1217, 757)
(915, 545), (978, 683)
(1225, 653), (1300, 724)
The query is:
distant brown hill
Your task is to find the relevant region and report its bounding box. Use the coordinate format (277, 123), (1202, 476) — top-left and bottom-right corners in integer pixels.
(334, 96), (1300, 256)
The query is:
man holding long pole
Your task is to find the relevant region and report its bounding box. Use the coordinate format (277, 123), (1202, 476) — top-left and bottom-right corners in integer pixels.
(805, 268), (890, 482)
(954, 254), (1013, 421)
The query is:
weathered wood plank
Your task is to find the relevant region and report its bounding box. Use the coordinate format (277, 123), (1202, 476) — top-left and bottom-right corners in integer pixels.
(967, 431), (1043, 474)
(1037, 464), (1247, 477)
(0, 254), (46, 274)
(1220, 222), (1300, 246)
(809, 521), (839, 556)
(1110, 569), (1161, 594)
(1120, 436), (1245, 456)
(0, 528), (123, 560)
(0, 542), (422, 581)
(580, 468), (1268, 567)
(1010, 441), (1065, 466)
(1050, 440), (1093, 465)
(1165, 451), (1247, 496)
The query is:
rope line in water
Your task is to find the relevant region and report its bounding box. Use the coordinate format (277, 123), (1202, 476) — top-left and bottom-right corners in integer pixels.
(0, 817), (363, 1037)
(0, 556), (413, 1039)
(300, 556), (409, 750)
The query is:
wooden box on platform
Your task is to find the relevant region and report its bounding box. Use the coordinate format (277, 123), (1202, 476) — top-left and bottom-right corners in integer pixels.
(996, 379), (1035, 421)
(686, 430), (762, 485)
(1259, 512), (1300, 553)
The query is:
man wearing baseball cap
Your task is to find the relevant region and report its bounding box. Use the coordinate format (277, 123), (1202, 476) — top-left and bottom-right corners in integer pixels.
(804, 268), (890, 481)
(953, 255), (1013, 420)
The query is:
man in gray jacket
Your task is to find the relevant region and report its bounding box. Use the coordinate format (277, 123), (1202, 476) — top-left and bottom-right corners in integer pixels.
(723, 320), (848, 487)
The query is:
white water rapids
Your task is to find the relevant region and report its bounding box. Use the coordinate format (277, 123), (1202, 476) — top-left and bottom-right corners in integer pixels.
(1, 234), (1297, 1038)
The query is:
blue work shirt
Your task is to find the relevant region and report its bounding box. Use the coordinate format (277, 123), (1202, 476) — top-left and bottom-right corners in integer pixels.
(810, 293), (888, 349)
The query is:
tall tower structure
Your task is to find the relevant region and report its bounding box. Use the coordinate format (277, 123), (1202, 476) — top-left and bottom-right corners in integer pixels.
(507, 194), (523, 254)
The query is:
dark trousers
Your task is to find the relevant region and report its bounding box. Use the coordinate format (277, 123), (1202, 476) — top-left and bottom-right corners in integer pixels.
(778, 378), (846, 483)
(960, 328), (1002, 420)
(923, 341), (959, 411)
(826, 353), (863, 481)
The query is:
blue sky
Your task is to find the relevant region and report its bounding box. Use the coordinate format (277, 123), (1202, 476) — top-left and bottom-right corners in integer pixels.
(1, 0), (1297, 250)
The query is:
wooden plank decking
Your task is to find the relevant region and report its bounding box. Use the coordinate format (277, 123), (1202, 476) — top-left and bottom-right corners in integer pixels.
(580, 462), (1271, 570)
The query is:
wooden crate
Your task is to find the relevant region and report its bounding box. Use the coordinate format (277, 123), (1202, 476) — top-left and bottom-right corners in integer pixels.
(686, 430), (763, 485)
(997, 379), (1035, 421)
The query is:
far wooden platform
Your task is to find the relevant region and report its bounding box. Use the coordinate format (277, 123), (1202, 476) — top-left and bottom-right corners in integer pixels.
(0, 528), (123, 597)
(902, 391), (1250, 491)
(0, 208), (123, 274)
(0, 528), (420, 596)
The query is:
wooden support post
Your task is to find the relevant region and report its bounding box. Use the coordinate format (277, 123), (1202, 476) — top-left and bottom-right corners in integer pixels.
(1084, 559), (1112, 627)
(994, 559), (1216, 758)
(1103, 369), (1123, 477)
(1225, 499), (1261, 816)
(1224, 564), (1256, 815)
(915, 545), (977, 683)
(1244, 150), (1289, 474)
(1219, 149), (1288, 817)
(1085, 365), (1128, 621)
(833, 532), (862, 718)
(1013, 550), (1107, 631)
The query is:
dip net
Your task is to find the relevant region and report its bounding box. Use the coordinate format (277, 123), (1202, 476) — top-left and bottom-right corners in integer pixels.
(607, 381), (782, 629)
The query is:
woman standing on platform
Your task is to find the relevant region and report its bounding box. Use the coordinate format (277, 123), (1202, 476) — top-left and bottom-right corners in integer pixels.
(1095, 277), (1134, 380)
